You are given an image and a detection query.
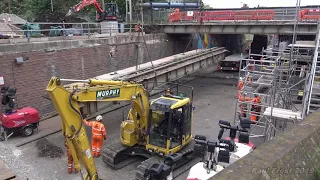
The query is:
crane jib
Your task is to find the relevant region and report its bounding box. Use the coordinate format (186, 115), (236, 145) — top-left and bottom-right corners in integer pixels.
(96, 89), (120, 100)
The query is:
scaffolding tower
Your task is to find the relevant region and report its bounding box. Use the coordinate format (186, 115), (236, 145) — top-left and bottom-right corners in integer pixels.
(234, 46), (304, 141)
(234, 22), (320, 141)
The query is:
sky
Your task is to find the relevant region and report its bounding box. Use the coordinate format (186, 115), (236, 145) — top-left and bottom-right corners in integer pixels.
(203, 0), (319, 9)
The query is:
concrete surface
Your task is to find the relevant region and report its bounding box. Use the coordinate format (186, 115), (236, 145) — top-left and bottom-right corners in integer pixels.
(0, 67), (256, 180)
(214, 110), (320, 180)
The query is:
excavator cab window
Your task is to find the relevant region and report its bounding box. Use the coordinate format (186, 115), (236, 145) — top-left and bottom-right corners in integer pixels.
(149, 111), (170, 148)
(148, 97), (192, 150)
(182, 103), (192, 140)
(170, 108), (183, 148)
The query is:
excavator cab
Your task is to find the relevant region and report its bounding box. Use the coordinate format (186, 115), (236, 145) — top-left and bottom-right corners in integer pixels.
(147, 93), (193, 155)
(104, 2), (120, 21)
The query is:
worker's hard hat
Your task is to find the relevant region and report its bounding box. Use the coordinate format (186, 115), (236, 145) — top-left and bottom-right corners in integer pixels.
(96, 115), (103, 121)
(239, 77), (243, 81)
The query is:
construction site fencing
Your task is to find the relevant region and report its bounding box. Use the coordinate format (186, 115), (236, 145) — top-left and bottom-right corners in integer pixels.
(167, 8), (320, 23)
(0, 22), (141, 39)
(299, 9), (320, 20)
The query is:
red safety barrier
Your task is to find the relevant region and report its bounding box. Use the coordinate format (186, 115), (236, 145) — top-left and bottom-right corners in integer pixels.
(253, 10), (274, 20)
(202, 11), (213, 21)
(167, 9), (276, 22)
(192, 11), (201, 21)
(234, 10), (255, 20)
(300, 9), (320, 21)
(212, 11), (234, 20)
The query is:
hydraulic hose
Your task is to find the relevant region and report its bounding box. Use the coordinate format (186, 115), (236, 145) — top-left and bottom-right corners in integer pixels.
(69, 90), (83, 137)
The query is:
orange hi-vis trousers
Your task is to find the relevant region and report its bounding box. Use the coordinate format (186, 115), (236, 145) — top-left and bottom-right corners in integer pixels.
(67, 148), (78, 174)
(83, 119), (107, 157)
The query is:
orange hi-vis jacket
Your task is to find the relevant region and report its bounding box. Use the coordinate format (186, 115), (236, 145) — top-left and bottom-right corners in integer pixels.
(238, 81), (244, 91)
(238, 92), (251, 108)
(252, 96), (261, 109)
(83, 120), (107, 137)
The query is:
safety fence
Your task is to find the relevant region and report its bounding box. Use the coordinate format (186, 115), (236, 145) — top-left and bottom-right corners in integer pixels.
(299, 9), (320, 20)
(168, 9), (320, 22)
(0, 22), (140, 39)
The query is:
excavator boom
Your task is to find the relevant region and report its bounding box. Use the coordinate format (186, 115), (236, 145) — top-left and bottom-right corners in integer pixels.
(66, 0), (104, 17)
(46, 77), (150, 179)
(46, 77), (98, 179)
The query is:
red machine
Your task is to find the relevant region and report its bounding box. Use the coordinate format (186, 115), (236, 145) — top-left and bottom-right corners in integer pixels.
(66, 0), (121, 22)
(0, 107), (40, 140)
(0, 86), (40, 140)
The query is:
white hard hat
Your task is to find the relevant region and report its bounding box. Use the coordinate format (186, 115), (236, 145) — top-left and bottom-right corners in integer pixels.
(96, 115), (103, 121)
(239, 77), (243, 81)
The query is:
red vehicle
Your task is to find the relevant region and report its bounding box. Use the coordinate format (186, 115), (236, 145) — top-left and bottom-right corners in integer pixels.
(0, 86), (40, 140)
(1, 107), (40, 138)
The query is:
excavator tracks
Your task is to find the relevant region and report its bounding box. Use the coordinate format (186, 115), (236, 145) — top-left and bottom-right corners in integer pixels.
(135, 141), (201, 180)
(102, 141), (140, 170)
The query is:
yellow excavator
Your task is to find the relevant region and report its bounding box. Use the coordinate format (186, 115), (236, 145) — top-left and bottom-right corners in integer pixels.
(46, 77), (196, 180)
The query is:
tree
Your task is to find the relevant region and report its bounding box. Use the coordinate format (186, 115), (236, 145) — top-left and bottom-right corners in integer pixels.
(203, 3), (212, 9)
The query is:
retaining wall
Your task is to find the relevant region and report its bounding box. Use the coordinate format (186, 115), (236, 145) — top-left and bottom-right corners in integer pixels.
(0, 33), (195, 117)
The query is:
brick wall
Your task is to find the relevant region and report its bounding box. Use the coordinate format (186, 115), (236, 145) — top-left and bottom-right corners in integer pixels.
(0, 34), (194, 117)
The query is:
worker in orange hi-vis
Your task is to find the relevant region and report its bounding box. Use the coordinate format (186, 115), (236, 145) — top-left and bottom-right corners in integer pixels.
(250, 94), (262, 122)
(65, 139), (78, 174)
(238, 77), (244, 91)
(238, 92), (251, 117)
(260, 56), (267, 71)
(83, 115), (107, 158)
(249, 57), (254, 71)
(246, 73), (253, 85)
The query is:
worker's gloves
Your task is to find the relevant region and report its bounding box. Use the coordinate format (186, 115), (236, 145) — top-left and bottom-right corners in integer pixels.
(104, 136), (107, 140)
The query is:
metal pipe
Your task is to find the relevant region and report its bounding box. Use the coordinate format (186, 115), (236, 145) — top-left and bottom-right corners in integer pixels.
(138, 2), (200, 9)
(59, 79), (90, 83)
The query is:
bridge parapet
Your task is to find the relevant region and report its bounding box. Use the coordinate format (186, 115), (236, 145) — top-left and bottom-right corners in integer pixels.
(167, 8), (320, 23)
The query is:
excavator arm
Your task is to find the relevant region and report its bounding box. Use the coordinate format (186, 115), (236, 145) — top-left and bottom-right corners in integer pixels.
(66, 0), (104, 17)
(46, 77), (150, 179)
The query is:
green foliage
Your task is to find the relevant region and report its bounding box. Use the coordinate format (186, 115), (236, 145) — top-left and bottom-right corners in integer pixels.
(316, 167), (320, 180)
(0, 0), (211, 22)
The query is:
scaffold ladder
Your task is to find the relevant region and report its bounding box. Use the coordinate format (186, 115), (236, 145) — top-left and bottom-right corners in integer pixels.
(306, 22), (320, 115)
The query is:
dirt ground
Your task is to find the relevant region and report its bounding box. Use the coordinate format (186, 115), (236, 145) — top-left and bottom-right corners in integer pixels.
(0, 69), (266, 180)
